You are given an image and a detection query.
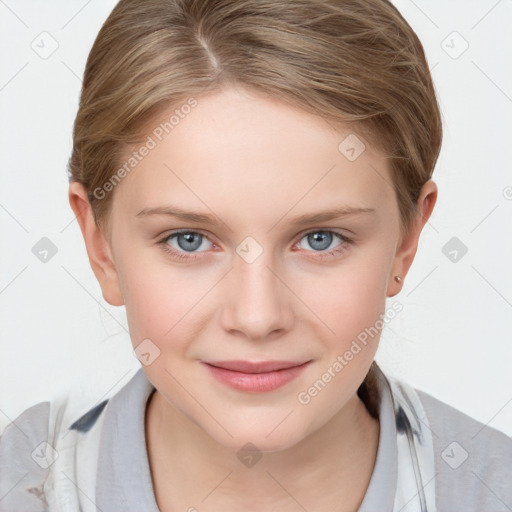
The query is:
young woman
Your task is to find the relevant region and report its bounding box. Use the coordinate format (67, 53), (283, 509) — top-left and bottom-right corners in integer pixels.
(1, 1), (511, 511)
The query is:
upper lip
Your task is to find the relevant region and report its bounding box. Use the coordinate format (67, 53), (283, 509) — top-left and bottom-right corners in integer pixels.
(203, 360), (310, 373)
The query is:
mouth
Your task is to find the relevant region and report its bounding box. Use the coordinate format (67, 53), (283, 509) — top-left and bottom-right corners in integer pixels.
(202, 360), (312, 393)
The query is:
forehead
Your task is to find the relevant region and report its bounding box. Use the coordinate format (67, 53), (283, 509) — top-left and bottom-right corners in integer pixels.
(111, 86), (395, 220)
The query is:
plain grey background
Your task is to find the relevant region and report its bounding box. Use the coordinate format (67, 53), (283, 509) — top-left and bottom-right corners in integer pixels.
(1, 0), (511, 437)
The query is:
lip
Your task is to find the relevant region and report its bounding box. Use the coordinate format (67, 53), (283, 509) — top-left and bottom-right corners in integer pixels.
(202, 360), (312, 393)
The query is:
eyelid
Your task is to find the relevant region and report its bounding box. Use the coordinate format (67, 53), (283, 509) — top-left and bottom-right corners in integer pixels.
(160, 228), (218, 250)
(160, 228), (216, 242)
(294, 226), (352, 239)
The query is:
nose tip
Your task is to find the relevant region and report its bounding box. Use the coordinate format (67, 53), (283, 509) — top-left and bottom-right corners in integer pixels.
(220, 255), (293, 341)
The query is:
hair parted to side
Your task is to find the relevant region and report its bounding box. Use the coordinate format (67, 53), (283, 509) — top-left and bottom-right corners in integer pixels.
(67, 0), (443, 418)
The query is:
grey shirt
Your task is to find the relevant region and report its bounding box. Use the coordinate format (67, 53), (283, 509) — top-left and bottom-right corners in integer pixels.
(1, 367), (511, 511)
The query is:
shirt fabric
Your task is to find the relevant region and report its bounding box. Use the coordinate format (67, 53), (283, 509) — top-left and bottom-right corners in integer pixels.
(1, 364), (511, 511)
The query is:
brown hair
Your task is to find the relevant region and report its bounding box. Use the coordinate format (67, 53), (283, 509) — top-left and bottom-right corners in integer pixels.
(68, 0), (443, 417)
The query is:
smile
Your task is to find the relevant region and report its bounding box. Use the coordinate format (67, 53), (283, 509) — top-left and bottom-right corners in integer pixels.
(202, 360), (312, 393)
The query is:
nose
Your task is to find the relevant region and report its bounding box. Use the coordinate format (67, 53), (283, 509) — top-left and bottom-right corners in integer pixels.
(220, 250), (294, 342)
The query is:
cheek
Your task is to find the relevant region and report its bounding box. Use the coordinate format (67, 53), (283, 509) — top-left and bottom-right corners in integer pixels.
(120, 261), (196, 348)
(292, 259), (389, 427)
(293, 253), (390, 342)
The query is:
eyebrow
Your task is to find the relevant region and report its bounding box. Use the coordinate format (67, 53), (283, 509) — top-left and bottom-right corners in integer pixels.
(136, 204), (376, 226)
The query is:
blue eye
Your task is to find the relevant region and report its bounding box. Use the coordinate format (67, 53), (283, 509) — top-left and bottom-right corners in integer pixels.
(296, 230), (353, 259)
(299, 231), (340, 251)
(157, 229), (353, 262)
(158, 230), (213, 261)
(171, 232), (207, 252)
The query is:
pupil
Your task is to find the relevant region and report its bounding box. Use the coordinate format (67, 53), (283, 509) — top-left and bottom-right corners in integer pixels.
(179, 232), (201, 251)
(309, 232), (331, 251)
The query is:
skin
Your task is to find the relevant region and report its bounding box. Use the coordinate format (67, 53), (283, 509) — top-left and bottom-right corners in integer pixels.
(69, 85), (437, 511)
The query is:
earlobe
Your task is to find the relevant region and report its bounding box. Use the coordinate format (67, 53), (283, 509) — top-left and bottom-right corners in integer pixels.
(68, 181), (125, 306)
(387, 180), (438, 297)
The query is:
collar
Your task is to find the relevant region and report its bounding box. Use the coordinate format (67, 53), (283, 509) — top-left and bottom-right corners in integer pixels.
(95, 366), (403, 511)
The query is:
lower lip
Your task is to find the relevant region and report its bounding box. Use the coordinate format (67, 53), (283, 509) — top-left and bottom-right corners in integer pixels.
(203, 361), (311, 393)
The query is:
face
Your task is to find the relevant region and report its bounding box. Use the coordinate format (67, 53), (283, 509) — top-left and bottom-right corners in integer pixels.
(99, 86), (403, 451)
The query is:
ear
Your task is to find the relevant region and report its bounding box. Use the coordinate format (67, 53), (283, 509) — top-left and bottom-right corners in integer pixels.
(387, 179), (438, 297)
(68, 181), (124, 306)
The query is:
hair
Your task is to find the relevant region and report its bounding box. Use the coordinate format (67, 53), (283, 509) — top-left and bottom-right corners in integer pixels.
(67, 0), (443, 418)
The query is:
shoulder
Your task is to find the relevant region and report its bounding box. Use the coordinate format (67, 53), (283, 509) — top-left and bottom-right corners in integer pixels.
(0, 401), (52, 511)
(0, 393), (110, 512)
(415, 387), (512, 511)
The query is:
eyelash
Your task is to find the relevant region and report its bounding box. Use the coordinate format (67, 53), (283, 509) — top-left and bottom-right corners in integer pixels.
(157, 229), (354, 262)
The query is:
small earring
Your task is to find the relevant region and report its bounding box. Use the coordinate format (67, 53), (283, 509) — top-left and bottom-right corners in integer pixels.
(394, 275), (402, 283)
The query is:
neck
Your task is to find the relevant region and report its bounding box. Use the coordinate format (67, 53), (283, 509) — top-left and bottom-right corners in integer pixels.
(145, 389), (380, 512)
